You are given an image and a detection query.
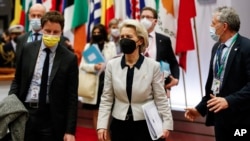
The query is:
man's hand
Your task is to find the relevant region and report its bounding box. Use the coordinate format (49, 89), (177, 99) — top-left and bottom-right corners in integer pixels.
(184, 108), (201, 121)
(207, 94), (228, 113)
(165, 76), (178, 88)
(63, 133), (75, 141)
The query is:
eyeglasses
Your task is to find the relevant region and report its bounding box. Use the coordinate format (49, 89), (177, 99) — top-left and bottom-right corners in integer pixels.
(140, 15), (155, 19)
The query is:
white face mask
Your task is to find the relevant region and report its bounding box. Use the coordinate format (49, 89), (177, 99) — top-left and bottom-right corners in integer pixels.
(111, 28), (120, 37)
(140, 18), (152, 30)
(209, 26), (219, 41)
(30, 18), (41, 31)
(209, 25), (225, 42)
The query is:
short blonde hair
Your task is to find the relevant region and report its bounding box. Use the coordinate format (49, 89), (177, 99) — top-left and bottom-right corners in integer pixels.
(119, 19), (148, 53)
(108, 18), (120, 28)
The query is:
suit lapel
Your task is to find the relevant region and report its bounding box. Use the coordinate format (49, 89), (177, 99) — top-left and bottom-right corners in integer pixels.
(25, 31), (32, 42)
(27, 41), (41, 80)
(155, 33), (161, 61)
(49, 45), (63, 84)
(222, 35), (241, 85)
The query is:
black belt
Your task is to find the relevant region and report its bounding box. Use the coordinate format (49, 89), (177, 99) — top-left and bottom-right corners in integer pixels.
(24, 102), (50, 109)
(24, 102), (39, 108)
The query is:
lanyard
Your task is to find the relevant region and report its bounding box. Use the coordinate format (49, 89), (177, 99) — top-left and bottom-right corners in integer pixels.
(215, 34), (238, 78)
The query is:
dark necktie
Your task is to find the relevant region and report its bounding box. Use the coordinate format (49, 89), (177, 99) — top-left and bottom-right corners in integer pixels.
(34, 33), (39, 41)
(39, 48), (51, 107)
(215, 44), (226, 76)
(217, 44), (226, 66)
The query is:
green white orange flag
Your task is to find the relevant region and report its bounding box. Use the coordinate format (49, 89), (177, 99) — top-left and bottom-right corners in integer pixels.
(72, 0), (89, 64)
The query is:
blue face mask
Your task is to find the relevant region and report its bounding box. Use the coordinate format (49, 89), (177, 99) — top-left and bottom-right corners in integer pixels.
(30, 18), (41, 30)
(209, 26), (220, 41)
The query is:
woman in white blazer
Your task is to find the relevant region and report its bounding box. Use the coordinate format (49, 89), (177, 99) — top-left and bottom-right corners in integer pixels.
(97, 19), (173, 141)
(79, 24), (117, 130)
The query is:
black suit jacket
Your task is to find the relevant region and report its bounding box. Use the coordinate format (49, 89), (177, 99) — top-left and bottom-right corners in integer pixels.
(196, 34), (250, 126)
(155, 33), (180, 79)
(9, 40), (79, 138)
(15, 31), (33, 66)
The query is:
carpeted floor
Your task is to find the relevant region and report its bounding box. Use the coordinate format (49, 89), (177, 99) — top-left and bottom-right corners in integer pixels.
(76, 126), (98, 141)
(75, 126), (174, 141)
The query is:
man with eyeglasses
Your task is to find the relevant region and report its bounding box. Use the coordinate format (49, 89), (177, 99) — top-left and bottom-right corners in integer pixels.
(140, 6), (179, 98)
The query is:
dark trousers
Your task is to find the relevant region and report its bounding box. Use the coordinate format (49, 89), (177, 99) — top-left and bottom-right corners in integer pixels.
(110, 117), (165, 141)
(24, 104), (57, 141)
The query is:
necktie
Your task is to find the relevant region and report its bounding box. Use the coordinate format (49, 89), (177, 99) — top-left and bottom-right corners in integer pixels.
(34, 33), (39, 41)
(217, 44), (226, 66)
(39, 48), (51, 107)
(215, 44), (226, 76)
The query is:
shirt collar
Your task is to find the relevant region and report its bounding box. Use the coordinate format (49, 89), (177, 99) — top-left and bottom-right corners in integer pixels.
(31, 30), (43, 35)
(41, 41), (57, 53)
(224, 33), (238, 48)
(149, 30), (156, 38)
(121, 54), (144, 69)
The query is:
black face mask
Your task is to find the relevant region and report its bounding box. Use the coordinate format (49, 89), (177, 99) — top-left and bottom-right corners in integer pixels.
(120, 38), (137, 54)
(92, 35), (103, 43)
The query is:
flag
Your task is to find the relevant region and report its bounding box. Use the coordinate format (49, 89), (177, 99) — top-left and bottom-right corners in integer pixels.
(72, 0), (89, 64)
(114, 0), (127, 20)
(10, 0), (22, 26)
(24, 0), (34, 32)
(144, 0), (156, 11)
(176, 0), (196, 71)
(63, 0), (74, 32)
(125, 0), (145, 19)
(63, 0), (74, 57)
(101, 0), (115, 29)
(155, 0), (177, 52)
(87, 0), (101, 41)
(42, 0), (63, 11)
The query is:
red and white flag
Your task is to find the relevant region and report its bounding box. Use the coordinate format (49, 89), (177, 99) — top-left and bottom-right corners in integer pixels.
(176, 0), (196, 71)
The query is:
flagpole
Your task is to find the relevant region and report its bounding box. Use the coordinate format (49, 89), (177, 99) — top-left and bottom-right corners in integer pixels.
(193, 18), (204, 98)
(181, 69), (188, 108)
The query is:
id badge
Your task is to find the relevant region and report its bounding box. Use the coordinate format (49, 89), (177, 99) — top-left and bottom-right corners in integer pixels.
(211, 78), (221, 95)
(30, 86), (39, 100)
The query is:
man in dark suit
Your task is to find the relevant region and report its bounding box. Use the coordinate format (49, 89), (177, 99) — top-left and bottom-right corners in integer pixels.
(140, 7), (179, 97)
(9, 11), (78, 141)
(15, 3), (46, 64)
(185, 6), (250, 141)
(16, 3), (46, 44)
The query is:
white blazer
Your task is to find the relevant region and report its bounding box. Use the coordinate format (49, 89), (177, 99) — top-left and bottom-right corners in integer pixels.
(97, 56), (173, 130)
(79, 42), (117, 104)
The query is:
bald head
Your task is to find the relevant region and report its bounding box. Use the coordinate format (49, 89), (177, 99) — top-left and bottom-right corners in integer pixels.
(29, 3), (46, 20)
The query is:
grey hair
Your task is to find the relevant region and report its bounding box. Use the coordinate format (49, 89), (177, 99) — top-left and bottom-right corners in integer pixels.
(119, 19), (148, 53)
(108, 18), (120, 28)
(213, 6), (240, 32)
